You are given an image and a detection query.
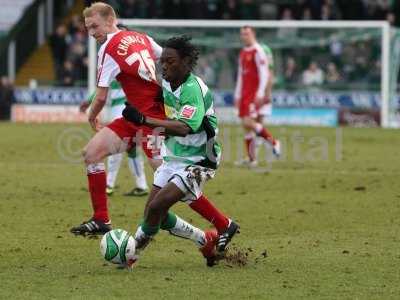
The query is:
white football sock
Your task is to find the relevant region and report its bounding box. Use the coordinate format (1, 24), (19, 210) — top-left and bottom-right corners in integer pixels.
(106, 153), (123, 188)
(168, 216), (206, 248)
(86, 162), (105, 174)
(128, 156), (148, 190)
(134, 226), (146, 240)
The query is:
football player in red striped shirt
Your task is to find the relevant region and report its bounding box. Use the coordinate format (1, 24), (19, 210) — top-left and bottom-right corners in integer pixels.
(234, 26), (280, 167)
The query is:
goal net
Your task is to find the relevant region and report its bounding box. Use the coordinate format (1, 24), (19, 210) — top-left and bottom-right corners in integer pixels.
(88, 20), (400, 128)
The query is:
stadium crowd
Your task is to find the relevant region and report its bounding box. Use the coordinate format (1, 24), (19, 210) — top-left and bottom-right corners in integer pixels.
(84, 0), (400, 26)
(49, 15), (88, 86)
(50, 0), (399, 87)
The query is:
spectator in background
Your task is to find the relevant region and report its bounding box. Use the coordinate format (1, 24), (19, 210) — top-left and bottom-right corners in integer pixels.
(321, 3), (334, 20)
(302, 8), (312, 20)
(81, 0), (400, 25)
(283, 57), (299, 87)
(369, 0), (391, 20)
(68, 41), (87, 84)
(54, 16), (86, 84)
(281, 7), (294, 20)
(238, 0), (259, 20)
(368, 60), (381, 86)
(68, 41), (86, 63)
(329, 35), (343, 67)
(392, 0), (400, 27)
(205, 0), (221, 19)
(277, 8), (298, 39)
(70, 0), (399, 91)
(69, 15), (86, 36)
(60, 60), (75, 86)
(353, 56), (368, 82)
(80, 57), (89, 83)
(220, 0), (239, 19)
(259, 1), (277, 19)
(302, 61), (324, 86)
(325, 62), (342, 86)
(324, 0), (340, 19)
(350, 42), (370, 82)
(197, 57), (216, 87)
(49, 24), (69, 80)
(387, 12), (396, 26)
(0, 77), (15, 120)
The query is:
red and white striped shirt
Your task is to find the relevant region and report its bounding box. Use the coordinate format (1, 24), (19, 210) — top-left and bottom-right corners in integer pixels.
(234, 43), (269, 104)
(96, 30), (164, 119)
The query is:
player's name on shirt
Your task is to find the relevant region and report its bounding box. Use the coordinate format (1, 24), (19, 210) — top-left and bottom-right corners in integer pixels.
(117, 34), (147, 56)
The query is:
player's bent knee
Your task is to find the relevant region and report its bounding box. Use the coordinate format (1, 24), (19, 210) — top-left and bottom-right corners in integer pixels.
(82, 146), (102, 165)
(146, 199), (165, 217)
(81, 148), (91, 165)
(83, 151), (94, 166)
(243, 124), (253, 131)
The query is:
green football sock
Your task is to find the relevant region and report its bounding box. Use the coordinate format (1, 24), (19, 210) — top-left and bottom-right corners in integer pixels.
(141, 220), (160, 236)
(160, 211), (178, 230)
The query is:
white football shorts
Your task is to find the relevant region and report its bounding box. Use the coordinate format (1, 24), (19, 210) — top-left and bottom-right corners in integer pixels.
(153, 161), (215, 202)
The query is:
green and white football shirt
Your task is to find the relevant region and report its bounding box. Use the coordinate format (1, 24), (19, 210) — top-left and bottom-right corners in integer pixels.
(260, 43), (274, 71)
(161, 73), (221, 168)
(88, 80), (125, 107)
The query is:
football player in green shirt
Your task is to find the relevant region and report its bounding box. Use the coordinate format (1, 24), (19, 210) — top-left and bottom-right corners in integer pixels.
(123, 36), (239, 266)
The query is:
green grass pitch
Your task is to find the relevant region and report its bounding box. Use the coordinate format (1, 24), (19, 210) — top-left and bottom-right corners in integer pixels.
(0, 123), (399, 299)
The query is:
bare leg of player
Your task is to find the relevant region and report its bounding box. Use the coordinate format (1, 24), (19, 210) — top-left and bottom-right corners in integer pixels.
(70, 127), (128, 236)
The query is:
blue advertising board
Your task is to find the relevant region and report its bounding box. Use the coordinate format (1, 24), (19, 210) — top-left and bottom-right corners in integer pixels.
(14, 88), (88, 105)
(213, 90), (385, 109)
(269, 108), (338, 127)
(13, 87), (399, 111)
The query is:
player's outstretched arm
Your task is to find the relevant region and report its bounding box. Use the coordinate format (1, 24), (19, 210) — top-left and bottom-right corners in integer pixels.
(122, 103), (190, 136)
(145, 117), (190, 137)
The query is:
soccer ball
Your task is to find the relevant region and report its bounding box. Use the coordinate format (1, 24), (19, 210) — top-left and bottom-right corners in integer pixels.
(100, 229), (138, 267)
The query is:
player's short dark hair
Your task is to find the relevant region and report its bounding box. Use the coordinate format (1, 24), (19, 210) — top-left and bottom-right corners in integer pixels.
(164, 35), (199, 71)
